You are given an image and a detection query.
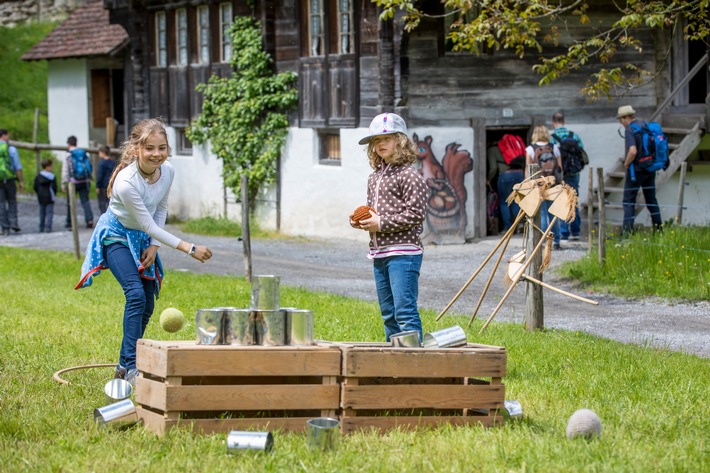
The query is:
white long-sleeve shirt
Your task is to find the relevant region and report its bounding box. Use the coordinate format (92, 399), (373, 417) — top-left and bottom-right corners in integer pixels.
(109, 161), (180, 248)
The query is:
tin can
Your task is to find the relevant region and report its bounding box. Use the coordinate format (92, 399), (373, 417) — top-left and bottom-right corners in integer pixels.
(226, 431), (274, 453)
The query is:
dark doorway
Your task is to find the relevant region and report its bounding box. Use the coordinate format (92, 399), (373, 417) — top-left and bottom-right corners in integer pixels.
(688, 40), (707, 104)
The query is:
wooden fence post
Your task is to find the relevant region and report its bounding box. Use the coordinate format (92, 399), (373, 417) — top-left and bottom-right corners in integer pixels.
(587, 166), (594, 253)
(675, 162), (687, 224)
(241, 174), (252, 283)
(33, 108), (40, 174)
(68, 182), (81, 260)
(596, 168), (606, 265)
(524, 163), (543, 331)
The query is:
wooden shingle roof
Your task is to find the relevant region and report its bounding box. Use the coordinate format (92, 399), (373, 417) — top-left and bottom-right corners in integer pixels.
(21, 0), (128, 61)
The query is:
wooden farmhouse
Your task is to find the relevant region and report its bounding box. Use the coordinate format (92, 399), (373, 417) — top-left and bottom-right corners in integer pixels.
(23, 0), (710, 241)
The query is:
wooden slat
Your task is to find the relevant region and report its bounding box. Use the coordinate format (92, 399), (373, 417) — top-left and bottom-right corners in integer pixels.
(136, 406), (167, 436)
(136, 340), (168, 376)
(166, 384), (340, 411)
(342, 350), (506, 378)
(135, 377), (168, 411)
(340, 414), (502, 434)
(341, 384), (504, 410)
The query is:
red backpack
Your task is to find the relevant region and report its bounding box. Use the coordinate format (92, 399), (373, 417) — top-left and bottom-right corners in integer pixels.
(498, 134), (527, 169)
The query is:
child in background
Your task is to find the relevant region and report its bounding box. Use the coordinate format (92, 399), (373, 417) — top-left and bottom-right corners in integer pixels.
(350, 113), (428, 341)
(96, 145), (116, 214)
(33, 158), (57, 233)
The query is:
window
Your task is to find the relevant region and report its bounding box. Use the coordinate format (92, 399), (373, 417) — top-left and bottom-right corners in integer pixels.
(308, 0), (324, 56)
(155, 11), (167, 67)
(337, 0), (353, 54)
(197, 6), (210, 64)
(176, 129), (193, 155)
(319, 131), (341, 165)
(220, 2), (233, 62)
(176, 9), (188, 66)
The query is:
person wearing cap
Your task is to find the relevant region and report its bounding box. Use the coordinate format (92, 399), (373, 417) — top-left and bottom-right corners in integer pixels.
(350, 113), (428, 342)
(617, 105), (662, 234)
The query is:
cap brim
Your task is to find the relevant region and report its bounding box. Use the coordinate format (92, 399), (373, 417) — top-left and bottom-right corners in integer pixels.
(358, 130), (398, 145)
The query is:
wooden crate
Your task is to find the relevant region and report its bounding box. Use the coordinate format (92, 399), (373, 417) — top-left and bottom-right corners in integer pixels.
(335, 342), (506, 434)
(135, 339), (342, 435)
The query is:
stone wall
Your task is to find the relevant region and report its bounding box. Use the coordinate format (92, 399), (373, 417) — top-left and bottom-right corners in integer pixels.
(0, 0), (87, 27)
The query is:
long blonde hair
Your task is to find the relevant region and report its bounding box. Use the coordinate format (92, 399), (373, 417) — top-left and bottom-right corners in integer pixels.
(107, 118), (171, 197)
(366, 133), (418, 170)
(531, 125), (551, 143)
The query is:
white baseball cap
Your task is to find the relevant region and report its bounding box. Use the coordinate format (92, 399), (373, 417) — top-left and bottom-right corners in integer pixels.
(358, 113), (408, 145)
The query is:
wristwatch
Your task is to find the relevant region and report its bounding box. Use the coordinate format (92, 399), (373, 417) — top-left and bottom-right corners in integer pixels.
(187, 244), (196, 257)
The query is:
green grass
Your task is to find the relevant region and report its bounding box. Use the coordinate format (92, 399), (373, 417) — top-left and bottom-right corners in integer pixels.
(0, 23), (60, 187)
(1, 246), (708, 472)
(560, 225), (710, 301)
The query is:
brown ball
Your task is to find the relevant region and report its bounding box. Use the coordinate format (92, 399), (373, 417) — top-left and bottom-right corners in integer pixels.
(352, 205), (375, 223)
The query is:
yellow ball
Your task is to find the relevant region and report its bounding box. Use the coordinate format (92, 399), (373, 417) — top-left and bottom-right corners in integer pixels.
(159, 308), (185, 333)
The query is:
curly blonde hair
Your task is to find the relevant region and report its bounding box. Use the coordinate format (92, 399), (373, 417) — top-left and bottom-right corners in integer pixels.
(366, 133), (418, 169)
(531, 125), (551, 143)
(107, 118), (171, 197)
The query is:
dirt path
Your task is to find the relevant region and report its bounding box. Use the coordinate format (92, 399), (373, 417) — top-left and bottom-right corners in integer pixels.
(4, 195), (709, 358)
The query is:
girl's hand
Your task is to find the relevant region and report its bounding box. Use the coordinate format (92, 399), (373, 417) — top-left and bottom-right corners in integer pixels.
(140, 245), (159, 268)
(191, 245), (213, 263)
(358, 210), (380, 232)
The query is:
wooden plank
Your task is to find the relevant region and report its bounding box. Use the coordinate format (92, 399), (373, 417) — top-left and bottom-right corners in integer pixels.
(136, 340), (168, 377)
(135, 377), (168, 411)
(165, 385), (340, 411)
(341, 350), (506, 378)
(340, 414), (502, 434)
(342, 384), (504, 410)
(161, 417), (314, 435)
(136, 406), (167, 436)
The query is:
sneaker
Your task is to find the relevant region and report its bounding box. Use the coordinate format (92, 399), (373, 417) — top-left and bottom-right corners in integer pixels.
(560, 235), (569, 241)
(86, 221), (94, 229)
(553, 243), (561, 250)
(125, 368), (140, 386)
(114, 364), (127, 380)
(569, 235), (580, 241)
(11, 226), (21, 232)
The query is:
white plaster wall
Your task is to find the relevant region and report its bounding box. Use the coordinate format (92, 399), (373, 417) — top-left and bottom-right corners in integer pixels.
(164, 129), (225, 221)
(47, 59), (90, 156)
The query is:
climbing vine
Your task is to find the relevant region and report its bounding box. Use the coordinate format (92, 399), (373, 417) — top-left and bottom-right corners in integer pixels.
(188, 16), (298, 207)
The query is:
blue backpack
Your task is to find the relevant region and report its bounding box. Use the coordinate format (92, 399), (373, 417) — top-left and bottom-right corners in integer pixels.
(629, 121), (669, 172)
(70, 149), (92, 180)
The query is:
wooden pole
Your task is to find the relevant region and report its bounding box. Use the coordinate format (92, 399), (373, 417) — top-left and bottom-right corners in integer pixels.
(436, 209), (525, 321)
(33, 108), (40, 174)
(596, 168), (606, 265)
(479, 216), (557, 334)
(524, 163), (543, 332)
(241, 174), (252, 283)
(465, 228), (516, 327)
(587, 167), (594, 253)
(105, 117), (116, 147)
(68, 182), (81, 259)
(518, 271), (599, 305)
(675, 162), (687, 224)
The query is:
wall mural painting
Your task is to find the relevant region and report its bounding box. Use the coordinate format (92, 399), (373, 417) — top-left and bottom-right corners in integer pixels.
(413, 133), (473, 244)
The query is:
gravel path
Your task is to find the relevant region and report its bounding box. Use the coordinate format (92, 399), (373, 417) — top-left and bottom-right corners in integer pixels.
(4, 195), (709, 358)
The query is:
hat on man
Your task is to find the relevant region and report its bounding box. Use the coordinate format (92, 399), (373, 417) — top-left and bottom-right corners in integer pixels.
(616, 105), (636, 118)
(358, 113), (408, 145)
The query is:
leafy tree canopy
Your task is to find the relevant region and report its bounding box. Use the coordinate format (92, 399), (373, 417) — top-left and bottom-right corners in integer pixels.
(375, 0), (709, 100)
(188, 16), (298, 206)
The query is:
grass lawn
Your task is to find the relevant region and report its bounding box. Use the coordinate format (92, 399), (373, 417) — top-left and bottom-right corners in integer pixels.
(1, 247), (708, 472)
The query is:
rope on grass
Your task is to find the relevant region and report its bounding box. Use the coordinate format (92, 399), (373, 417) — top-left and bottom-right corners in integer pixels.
(53, 363), (115, 385)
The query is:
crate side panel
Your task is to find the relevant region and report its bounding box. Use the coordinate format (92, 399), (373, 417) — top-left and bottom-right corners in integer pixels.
(166, 349), (341, 377)
(340, 414), (502, 434)
(165, 385), (340, 411)
(137, 340), (169, 377)
(341, 384), (505, 410)
(135, 377), (168, 411)
(342, 350), (506, 377)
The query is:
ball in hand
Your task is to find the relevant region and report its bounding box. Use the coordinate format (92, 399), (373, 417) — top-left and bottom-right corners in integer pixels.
(566, 408), (602, 440)
(351, 205), (375, 224)
(159, 308), (186, 333)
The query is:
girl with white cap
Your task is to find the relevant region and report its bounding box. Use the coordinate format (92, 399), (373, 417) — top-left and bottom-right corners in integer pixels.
(350, 113), (428, 341)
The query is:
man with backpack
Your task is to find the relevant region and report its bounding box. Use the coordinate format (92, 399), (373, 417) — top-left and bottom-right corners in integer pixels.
(617, 105), (662, 234)
(61, 135), (94, 229)
(0, 129), (24, 236)
(550, 112), (588, 241)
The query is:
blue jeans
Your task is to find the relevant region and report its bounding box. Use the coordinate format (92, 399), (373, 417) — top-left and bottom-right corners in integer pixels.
(540, 200), (560, 245)
(373, 254), (423, 342)
(560, 173), (580, 238)
(623, 166), (662, 233)
(65, 181), (94, 227)
(0, 179), (18, 230)
(497, 170), (524, 231)
(39, 203), (54, 232)
(104, 242), (155, 370)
